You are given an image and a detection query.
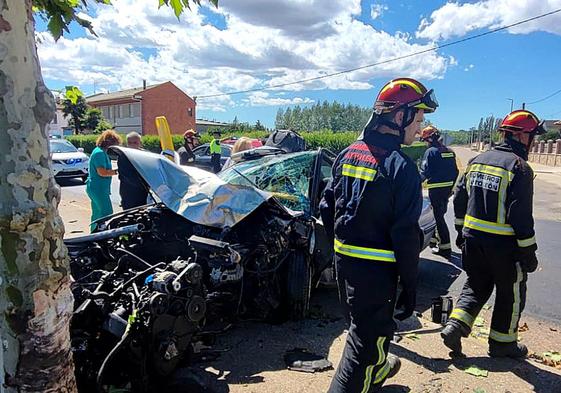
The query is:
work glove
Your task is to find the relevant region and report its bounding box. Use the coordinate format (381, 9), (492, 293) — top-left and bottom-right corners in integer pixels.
(455, 225), (465, 250)
(394, 288), (416, 321)
(518, 247), (538, 273)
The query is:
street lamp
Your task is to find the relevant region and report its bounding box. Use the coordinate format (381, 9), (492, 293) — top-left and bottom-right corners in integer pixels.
(506, 98), (514, 112)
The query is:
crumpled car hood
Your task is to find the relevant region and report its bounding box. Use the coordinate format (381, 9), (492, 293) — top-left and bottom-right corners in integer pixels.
(110, 146), (284, 228)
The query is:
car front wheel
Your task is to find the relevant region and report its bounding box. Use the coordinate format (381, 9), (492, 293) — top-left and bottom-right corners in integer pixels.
(285, 250), (312, 320)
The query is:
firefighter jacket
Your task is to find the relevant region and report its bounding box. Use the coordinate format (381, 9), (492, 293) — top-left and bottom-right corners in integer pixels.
(453, 142), (537, 251)
(419, 142), (459, 189)
(319, 132), (423, 292)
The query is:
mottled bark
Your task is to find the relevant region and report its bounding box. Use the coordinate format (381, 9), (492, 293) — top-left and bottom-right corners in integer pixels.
(0, 1), (77, 392)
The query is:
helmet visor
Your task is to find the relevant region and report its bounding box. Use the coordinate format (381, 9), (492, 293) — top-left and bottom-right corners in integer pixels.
(408, 89), (438, 113)
(535, 120), (547, 135)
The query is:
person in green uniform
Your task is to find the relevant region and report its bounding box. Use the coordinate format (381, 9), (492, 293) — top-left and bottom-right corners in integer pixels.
(86, 130), (121, 231)
(209, 130), (223, 173)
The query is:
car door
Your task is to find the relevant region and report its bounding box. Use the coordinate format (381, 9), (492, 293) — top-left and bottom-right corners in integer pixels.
(192, 145), (212, 170)
(308, 149), (336, 281)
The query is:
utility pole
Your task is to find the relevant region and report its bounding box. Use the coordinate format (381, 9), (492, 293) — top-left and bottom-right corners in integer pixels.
(507, 98), (513, 112)
(522, 102), (526, 110)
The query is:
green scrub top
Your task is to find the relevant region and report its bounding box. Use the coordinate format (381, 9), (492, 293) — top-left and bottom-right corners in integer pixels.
(86, 146), (112, 195)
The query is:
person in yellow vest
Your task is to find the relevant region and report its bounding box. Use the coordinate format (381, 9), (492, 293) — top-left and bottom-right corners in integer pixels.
(209, 130), (222, 173)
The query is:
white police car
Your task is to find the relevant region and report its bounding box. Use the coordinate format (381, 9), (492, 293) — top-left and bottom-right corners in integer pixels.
(50, 138), (89, 182)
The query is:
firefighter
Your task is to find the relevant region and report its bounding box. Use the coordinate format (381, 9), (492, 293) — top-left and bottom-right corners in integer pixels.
(442, 109), (545, 358)
(419, 125), (459, 259)
(320, 77), (438, 392)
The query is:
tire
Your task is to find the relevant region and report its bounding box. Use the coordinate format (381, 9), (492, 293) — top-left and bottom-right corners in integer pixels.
(286, 250), (312, 320)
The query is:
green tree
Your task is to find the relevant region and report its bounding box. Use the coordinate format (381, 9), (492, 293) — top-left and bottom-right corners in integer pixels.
(94, 118), (114, 134)
(61, 88), (87, 134)
(0, 1), (217, 392)
(275, 108), (285, 129)
(274, 101), (372, 132)
(254, 119), (265, 131)
(81, 107), (103, 131)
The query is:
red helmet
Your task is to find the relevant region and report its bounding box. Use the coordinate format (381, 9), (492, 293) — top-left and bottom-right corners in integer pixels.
(375, 77), (438, 115)
(498, 110), (546, 135)
(420, 125), (439, 141)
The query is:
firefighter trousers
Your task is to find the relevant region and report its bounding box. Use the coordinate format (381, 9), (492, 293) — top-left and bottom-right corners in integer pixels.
(329, 254), (397, 393)
(428, 187), (453, 250)
(450, 238), (527, 344)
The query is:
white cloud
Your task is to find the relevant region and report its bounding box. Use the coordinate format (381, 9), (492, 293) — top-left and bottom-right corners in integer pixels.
(37, 0), (451, 111)
(464, 64), (475, 72)
(370, 4), (388, 20)
(417, 0), (561, 41)
(244, 92), (314, 106)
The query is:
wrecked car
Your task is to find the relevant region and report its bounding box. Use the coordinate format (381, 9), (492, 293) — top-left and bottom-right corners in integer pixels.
(65, 146), (436, 392)
(65, 146), (329, 392)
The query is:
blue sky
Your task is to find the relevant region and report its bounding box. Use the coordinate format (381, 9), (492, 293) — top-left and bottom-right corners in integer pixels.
(36, 0), (561, 131)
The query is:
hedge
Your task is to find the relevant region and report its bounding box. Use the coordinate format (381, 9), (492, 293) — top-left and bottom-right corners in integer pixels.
(66, 131), (426, 161)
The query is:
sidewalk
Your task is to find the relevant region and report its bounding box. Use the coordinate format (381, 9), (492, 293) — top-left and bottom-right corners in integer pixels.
(453, 145), (561, 174)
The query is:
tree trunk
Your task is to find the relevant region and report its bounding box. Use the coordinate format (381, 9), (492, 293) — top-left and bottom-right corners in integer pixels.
(0, 1), (77, 392)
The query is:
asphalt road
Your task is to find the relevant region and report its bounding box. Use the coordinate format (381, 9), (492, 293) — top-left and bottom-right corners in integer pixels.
(419, 202), (561, 324)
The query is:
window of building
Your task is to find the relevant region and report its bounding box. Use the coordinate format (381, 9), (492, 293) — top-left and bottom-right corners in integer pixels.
(188, 107), (193, 117)
(120, 104), (130, 118)
(131, 102), (141, 117)
(101, 106), (110, 120)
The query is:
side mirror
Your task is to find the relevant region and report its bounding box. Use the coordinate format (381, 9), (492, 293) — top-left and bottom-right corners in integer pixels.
(78, 147), (84, 153)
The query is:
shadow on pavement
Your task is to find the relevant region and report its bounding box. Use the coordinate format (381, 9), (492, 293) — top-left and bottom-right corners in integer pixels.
(392, 344), (561, 393)
(56, 177), (85, 187)
(195, 287), (346, 389)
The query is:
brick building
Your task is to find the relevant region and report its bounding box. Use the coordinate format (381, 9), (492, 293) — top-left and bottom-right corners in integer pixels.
(87, 81), (196, 135)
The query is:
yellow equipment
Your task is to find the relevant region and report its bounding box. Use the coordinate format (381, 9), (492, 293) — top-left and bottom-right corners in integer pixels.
(155, 116), (175, 162)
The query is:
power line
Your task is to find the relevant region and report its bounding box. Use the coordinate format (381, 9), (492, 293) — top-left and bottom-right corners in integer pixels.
(527, 89), (561, 105)
(196, 8), (561, 99)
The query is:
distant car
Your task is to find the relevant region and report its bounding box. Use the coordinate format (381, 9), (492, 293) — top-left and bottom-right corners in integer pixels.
(189, 143), (232, 171)
(49, 139), (89, 182)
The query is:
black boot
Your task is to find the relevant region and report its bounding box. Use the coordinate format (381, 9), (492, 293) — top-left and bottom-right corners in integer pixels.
(441, 320), (469, 354)
(488, 341), (528, 358)
(369, 354), (401, 392)
(385, 354), (401, 380)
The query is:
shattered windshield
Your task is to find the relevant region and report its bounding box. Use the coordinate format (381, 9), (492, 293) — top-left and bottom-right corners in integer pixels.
(219, 152), (316, 213)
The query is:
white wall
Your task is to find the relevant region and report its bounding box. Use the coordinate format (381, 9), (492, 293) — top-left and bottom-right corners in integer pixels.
(46, 108), (70, 137)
